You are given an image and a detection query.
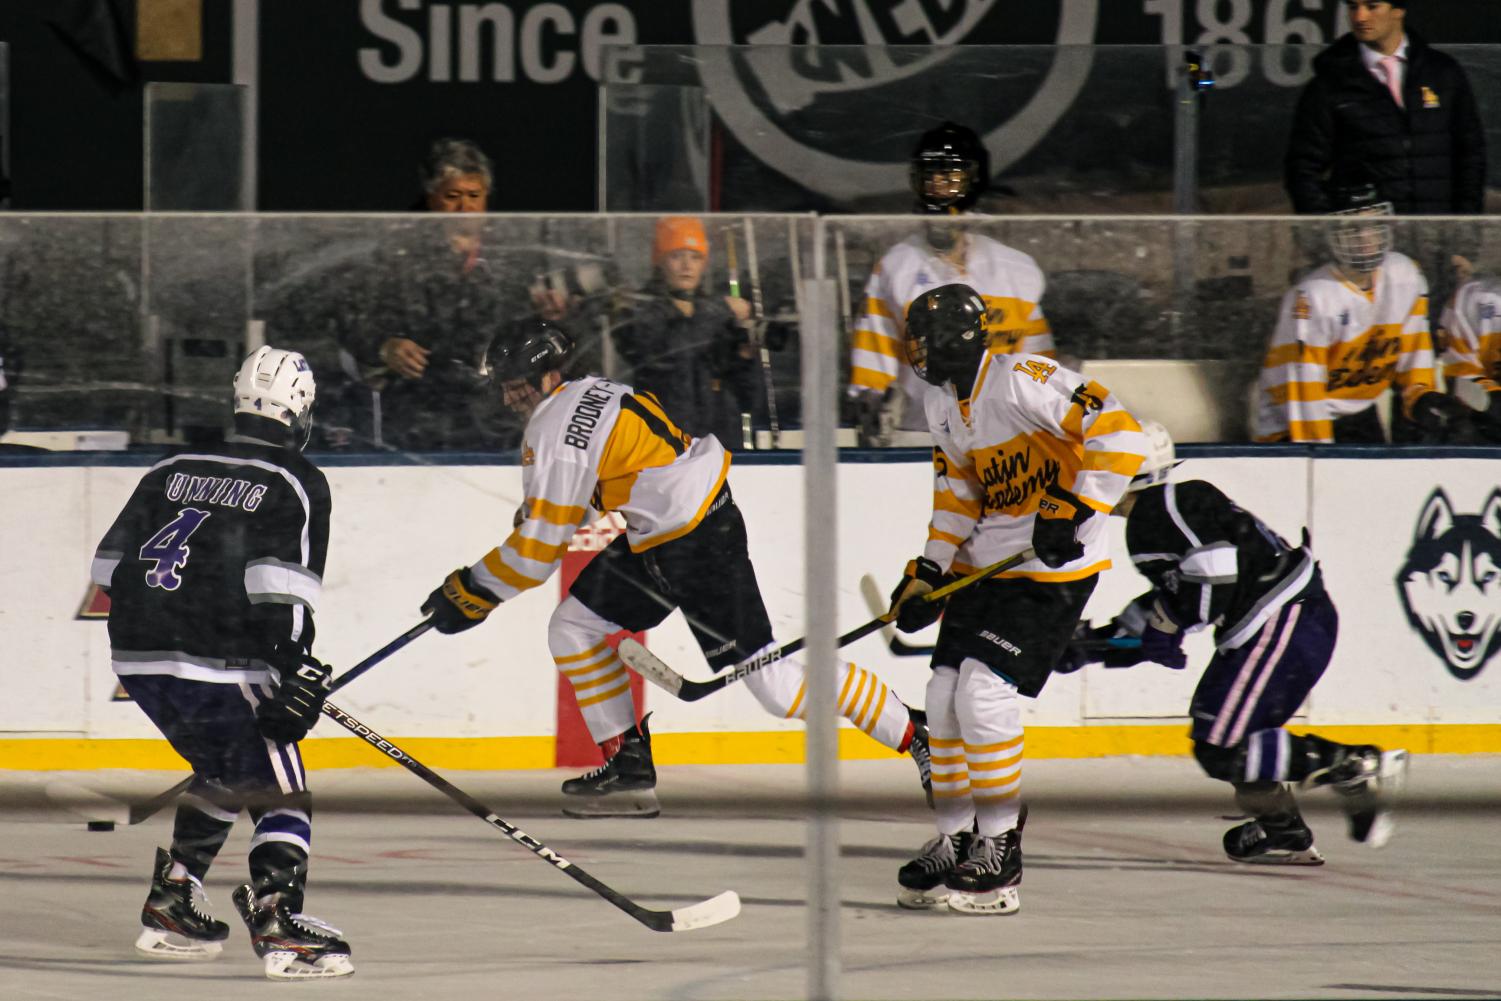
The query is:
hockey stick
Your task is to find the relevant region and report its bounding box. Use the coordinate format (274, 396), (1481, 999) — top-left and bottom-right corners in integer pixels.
(742, 218), (781, 447)
(320, 701), (740, 932)
(620, 548), (1036, 701)
(71, 620), (436, 828)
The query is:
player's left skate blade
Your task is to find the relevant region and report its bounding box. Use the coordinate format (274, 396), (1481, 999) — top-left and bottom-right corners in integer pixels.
(897, 887), (950, 910)
(262, 951), (355, 980)
(562, 789), (660, 819)
(946, 887), (1019, 915)
(134, 927), (223, 961)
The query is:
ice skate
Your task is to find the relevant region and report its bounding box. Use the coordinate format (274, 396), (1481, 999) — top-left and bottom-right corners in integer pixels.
(896, 832), (964, 909)
(945, 829), (1021, 915)
(1223, 814), (1324, 865)
(1331, 748), (1408, 847)
(232, 884), (353, 980)
(906, 710), (934, 809)
(134, 847), (230, 961)
(561, 714), (660, 818)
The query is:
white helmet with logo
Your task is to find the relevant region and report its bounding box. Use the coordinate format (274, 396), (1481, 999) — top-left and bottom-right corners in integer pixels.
(233, 346), (316, 448)
(1128, 419), (1177, 492)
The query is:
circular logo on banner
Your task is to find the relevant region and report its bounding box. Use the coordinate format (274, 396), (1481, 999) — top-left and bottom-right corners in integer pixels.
(689, 0), (1101, 201)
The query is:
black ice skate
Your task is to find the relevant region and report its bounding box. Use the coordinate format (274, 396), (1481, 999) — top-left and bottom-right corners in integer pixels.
(906, 710), (934, 809)
(1324, 746), (1409, 847)
(1223, 813), (1325, 866)
(896, 832), (965, 909)
(134, 847), (230, 961)
(232, 883), (353, 980)
(946, 828), (1022, 915)
(561, 713), (660, 818)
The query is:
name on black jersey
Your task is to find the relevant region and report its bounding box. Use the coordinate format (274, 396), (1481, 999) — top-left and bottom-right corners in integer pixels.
(165, 472), (268, 512)
(564, 383), (618, 450)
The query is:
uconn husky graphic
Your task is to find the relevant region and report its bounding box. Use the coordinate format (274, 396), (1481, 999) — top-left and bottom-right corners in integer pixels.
(1396, 489), (1501, 681)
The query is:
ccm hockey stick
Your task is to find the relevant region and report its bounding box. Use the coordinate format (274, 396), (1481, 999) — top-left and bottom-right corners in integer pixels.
(321, 701), (740, 933)
(62, 620), (435, 829)
(621, 549), (1036, 701)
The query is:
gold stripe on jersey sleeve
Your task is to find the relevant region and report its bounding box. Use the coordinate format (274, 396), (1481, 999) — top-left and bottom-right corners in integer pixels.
(933, 488), (981, 517)
(1263, 341), (1329, 368)
(527, 497), (589, 526)
(928, 527), (967, 548)
(865, 296), (896, 319)
(1264, 381), (1327, 406)
(1287, 418), (1334, 440)
(482, 548), (546, 592)
(1410, 296), (1430, 318)
(851, 365), (895, 391)
(1083, 409), (1143, 440)
(851, 327), (901, 358)
(1398, 330), (1434, 353)
(1082, 449), (1145, 477)
(509, 534), (570, 565)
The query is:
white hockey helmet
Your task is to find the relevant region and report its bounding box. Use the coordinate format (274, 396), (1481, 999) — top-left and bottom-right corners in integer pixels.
(1128, 419), (1177, 492)
(233, 346), (316, 447)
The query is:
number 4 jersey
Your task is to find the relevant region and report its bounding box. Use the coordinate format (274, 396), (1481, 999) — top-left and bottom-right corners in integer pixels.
(91, 440), (331, 683)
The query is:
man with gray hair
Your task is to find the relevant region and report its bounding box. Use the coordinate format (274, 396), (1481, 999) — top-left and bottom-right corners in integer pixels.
(417, 137), (493, 214)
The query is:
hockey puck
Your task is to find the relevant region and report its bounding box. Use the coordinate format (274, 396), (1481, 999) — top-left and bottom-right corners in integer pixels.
(86, 820), (117, 832)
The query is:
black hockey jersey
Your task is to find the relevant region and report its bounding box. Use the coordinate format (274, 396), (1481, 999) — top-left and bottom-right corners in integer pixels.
(90, 439), (331, 683)
(1123, 480), (1319, 651)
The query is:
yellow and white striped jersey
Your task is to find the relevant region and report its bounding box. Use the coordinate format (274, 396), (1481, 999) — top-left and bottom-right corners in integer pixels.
(849, 234), (1054, 411)
(1441, 276), (1501, 394)
(470, 376), (730, 602)
(922, 350), (1146, 583)
(1253, 253), (1435, 443)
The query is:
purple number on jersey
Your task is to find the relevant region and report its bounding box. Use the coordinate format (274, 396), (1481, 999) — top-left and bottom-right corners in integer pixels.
(139, 507), (212, 591)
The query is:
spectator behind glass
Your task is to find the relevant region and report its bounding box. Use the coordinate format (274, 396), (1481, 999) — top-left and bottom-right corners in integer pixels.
(610, 218), (758, 451)
(336, 138), (524, 451)
(1285, 1), (1486, 215)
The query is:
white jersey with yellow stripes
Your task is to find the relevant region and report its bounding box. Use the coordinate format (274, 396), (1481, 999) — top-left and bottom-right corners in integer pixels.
(849, 233), (1054, 412)
(1441, 276), (1501, 395)
(922, 350), (1147, 583)
(1253, 253), (1435, 442)
(470, 376), (730, 601)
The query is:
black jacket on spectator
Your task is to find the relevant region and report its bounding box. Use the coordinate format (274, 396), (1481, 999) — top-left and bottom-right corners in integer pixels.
(612, 280), (757, 451)
(1285, 30), (1486, 214)
(340, 227), (529, 451)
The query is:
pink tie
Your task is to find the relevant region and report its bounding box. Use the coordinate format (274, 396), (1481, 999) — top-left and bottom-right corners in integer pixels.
(1380, 55), (1404, 108)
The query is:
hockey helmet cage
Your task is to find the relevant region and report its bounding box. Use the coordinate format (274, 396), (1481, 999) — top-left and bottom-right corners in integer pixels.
(905, 283), (989, 390)
(1325, 180), (1393, 275)
(482, 318), (575, 390)
(233, 347), (316, 447)
(1128, 419), (1179, 492)
(910, 121), (989, 214)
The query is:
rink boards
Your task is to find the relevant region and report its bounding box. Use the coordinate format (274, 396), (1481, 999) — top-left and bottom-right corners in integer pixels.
(2, 446), (1499, 768)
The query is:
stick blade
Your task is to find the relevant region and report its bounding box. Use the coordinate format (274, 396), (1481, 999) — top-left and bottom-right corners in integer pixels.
(666, 890), (741, 932)
(617, 638), (684, 697)
(44, 781), (130, 826)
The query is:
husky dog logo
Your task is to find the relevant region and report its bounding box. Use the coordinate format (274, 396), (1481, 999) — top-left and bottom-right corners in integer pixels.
(1396, 488), (1501, 681)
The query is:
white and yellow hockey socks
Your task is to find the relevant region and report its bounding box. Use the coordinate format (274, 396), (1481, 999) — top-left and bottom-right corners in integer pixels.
(956, 658), (1024, 837)
(549, 597), (636, 742)
(751, 655), (913, 751)
(925, 666), (977, 836)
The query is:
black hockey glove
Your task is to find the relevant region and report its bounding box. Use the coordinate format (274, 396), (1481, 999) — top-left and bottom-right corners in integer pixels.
(422, 566), (501, 635)
(888, 556), (947, 633)
(1032, 481), (1093, 569)
(1136, 622), (1186, 670)
(1410, 391), (1470, 436)
(257, 654), (332, 744)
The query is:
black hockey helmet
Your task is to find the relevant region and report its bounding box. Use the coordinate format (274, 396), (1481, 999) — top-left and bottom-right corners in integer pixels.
(910, 121), (989, 215)
(482, 318), (575, 390)
(905, 283), (989, 390)
(1324, 176), (1393, 275)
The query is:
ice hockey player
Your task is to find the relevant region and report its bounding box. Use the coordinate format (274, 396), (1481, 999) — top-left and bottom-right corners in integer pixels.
(887, 283), (1148, 915)
(90, 347), (352, 980)
(1253, 180), (1466, 443)
(419, 320), (930, 818)
(1440, 271), (1501, 441)
(847, 121), (1054, 445)
(1062, 420), (1408, 863)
